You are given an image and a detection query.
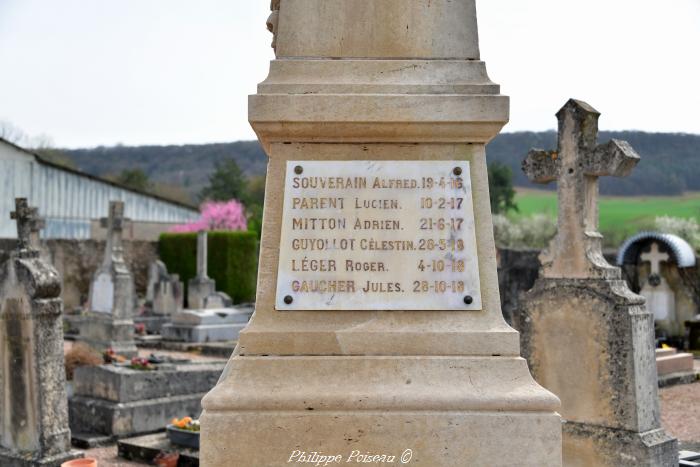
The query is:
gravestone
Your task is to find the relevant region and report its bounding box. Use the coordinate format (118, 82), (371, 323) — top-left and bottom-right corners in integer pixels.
(617, 232), (698, 344)
(187, 231), (231, 309)
(80, 201), (138, 357)
(520, 99), (678, 466)
(0, 198), (82, 466)
(137, 260), (184, 333)
(200, 2), (562, 466)
(640, 242), (675, 324)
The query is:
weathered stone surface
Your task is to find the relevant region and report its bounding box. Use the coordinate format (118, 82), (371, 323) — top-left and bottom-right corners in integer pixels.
(201, 1), (562, 465)
(0, 199), (82, 466)
(73, 362), (225, 402)
(79, 201), (137, 356)
(69, 361), (225, 437)
(69, 393), (205, 438)
(520, 101), (677, 466)
(162, 307), (253, 343)
(146, 260), (183, 316)
(522, 99), (640, 280)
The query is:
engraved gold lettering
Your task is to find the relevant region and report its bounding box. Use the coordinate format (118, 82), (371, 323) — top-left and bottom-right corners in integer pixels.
(353, 219), (400, 230)
(354, 198), (399, 210)
(292, 218), (346, 230)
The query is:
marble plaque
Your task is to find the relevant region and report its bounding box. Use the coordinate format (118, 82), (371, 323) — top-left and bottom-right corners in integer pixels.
(276, 160), (481, 310)
(91, 272), (114, 313)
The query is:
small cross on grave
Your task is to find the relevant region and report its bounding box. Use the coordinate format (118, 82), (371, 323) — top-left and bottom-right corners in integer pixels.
(10, 198), (39, 257)
(523, 99), (640, 279)
(100, 201), (127, 267)
(641, 242), (669, 284)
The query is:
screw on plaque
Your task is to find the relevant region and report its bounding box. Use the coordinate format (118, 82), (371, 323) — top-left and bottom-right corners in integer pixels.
(284, 295), (294, 305)
(453, 167), (462, 176)
(463, 295), (473, 305)
(294, 165), (303, 175)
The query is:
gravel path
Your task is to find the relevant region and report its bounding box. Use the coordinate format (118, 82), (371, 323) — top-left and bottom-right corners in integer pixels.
(78, 446), (147, 466)
(660, 381), (700, 443)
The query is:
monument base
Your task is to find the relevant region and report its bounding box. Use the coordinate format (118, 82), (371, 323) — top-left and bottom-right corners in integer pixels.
(520, 278), (678, 466)
(0, 447), (83, 467)
(201, 355), (562, 466)
(78, 313), (137, 357)
(563, 422), (678, 467)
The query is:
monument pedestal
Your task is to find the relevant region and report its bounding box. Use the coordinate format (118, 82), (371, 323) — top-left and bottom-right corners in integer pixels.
(205, 355), (560, 465)
(201, 1), (561, 465)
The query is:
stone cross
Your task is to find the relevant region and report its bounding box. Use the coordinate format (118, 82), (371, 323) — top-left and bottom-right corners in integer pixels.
(28, 207), (45, 251)
(196, 230), (209, 280)
(523, 99), (640, 279)
(1, 203), (82, 465)
(641, 242), (669, 277)
(10, 198), (37, 258)
(100, 201), (127, 268)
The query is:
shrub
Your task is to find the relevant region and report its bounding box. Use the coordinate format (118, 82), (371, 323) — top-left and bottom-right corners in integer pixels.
(64, 343), (102, 380)
(654, 216), (700, 250)
(493, 214), (556, 249)
(170, 200), (247, 233)
(159, 231), (258, 304)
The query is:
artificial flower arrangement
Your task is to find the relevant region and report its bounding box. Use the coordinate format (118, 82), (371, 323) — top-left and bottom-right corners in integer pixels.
(170, 416), (200, 432)
(129, 356), (156, 371)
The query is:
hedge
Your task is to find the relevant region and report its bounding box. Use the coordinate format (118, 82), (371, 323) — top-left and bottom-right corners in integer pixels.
(159, 231), (258, 305)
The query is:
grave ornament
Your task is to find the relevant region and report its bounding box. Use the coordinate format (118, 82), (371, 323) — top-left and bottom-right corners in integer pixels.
(520, 100), (677, 466)
(80, 201), (137, 357)
(0, 198), (82, 466)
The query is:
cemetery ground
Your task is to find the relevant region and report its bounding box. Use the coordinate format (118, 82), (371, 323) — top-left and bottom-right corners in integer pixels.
(61, 340), (700, 466)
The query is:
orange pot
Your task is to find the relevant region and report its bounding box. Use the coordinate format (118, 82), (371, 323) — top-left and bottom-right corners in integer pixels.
(61, 459), (97, 467)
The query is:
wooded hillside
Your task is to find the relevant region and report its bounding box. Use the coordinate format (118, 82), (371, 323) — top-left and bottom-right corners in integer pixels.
(62, 131), (700, 200)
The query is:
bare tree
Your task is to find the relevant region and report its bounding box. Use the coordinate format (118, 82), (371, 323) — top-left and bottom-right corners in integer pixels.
(0, 120), (28, 145)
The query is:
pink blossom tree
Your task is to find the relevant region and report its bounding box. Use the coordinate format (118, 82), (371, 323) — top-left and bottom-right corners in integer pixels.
(170, 200), (247, 233)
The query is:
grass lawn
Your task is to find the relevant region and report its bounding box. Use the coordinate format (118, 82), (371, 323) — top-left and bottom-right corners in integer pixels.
(514, 189), (700, 245)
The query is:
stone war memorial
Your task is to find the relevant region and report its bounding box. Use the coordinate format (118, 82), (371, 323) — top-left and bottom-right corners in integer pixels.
(0, 199), (82, 466)
(79, 200), (138, 357)
(201, 1), (562, 466)
(520, 99), (678, 466)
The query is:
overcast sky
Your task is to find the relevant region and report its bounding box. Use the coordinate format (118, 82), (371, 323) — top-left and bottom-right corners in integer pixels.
(0, 0), (698, 148)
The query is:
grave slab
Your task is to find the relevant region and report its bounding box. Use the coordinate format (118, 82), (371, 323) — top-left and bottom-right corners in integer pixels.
(118, 433), (199, 467)
(69, 361), (225, 438)
(161, 307), (253, 343)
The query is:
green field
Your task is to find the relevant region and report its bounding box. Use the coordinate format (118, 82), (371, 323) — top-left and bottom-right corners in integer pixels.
(514, 190), (700, 244)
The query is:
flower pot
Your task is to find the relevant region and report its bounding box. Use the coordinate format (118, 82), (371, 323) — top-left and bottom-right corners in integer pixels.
(61, 459), (97, 467)
(154, 452), (179, 467)
(166, 424), (200, 449)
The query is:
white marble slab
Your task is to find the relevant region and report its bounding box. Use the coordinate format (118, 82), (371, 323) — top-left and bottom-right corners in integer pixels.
(276, 160), (481, 311)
